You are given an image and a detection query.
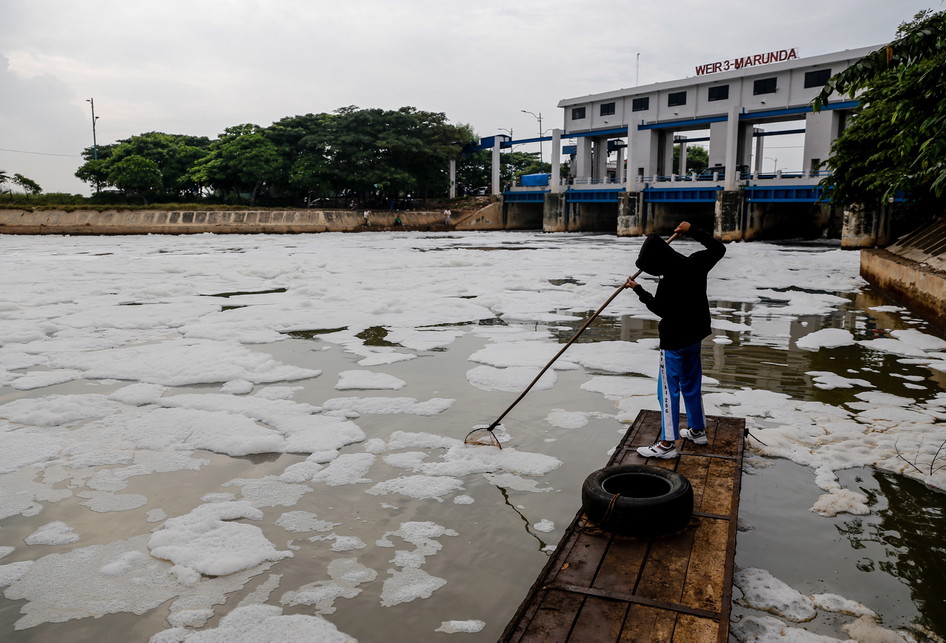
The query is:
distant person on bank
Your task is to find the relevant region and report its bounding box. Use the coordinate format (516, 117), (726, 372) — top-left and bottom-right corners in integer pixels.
(625, 221), (726, 459)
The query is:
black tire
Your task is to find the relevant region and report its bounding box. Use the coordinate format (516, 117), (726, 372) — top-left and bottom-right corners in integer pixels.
(581, 465), (693, 537)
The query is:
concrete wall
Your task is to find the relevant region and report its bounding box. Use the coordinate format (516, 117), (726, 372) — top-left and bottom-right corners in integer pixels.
(744, 203), (838, 241)
(0, 207), (503, 235)
(453, 201), (505, 231)
(861, 247), (946, 332)
(504, 202), (543, 230)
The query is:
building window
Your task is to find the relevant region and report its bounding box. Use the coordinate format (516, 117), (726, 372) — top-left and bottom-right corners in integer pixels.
(632, 97), (650, 112)
(707, 85), (729, 101)
(668, 91), (687, 107)
(753, 77), (777, 95)
(804, 69), (832, 88)
(572, 107), (586, 120)
(600, 102), (615, 116)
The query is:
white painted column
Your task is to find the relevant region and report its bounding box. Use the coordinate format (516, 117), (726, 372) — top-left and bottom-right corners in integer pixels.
(615, 145), (625, 184)
(491, 137), (501, 196)
(724, 106), (740, 191)
(449, 159), (457, 198)
(576, 137), (593, 181)
(753, 128), (764, 175)
(659, 132), (675, 178)
(678, 138), (688, 176)
(550, 129), (562, 193)
(594, 137), (609, 182)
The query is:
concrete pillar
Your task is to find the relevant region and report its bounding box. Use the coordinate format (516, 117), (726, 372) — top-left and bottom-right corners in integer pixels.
(658, 131), (674, 178)
(753, 128), (764, 175)
(615, 146), (625, 184)
(714, 190), (744, 242)
(617, 192), (643, 236)
(550, 129), (562, 194)
(576, 137), (593, 180)
(543, 193), (567, 232)
(491, 138), (501, 196)
(449, 159), (457, 198)
(804, 110), (841, 177)
(678, 138), (688, 176)
(628, 127), (657, 189)
(723, 106), (740, 191)
(841, 203), (891, 248)
(708, 120), (728, 168)
(594, 137), (609, 182)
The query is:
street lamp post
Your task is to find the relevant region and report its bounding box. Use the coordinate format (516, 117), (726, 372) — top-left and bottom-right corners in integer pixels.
(521, 110), (543, 165)
(86, 98), (99, 160)
(765, 156), (778, 173)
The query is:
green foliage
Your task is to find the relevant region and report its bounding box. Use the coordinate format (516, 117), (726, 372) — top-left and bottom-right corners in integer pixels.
(814, 10), (946, 210)
(673, 145), (709, 175)
(108, 155), (163, 201)
(0, 170), (43, 199)
(456, 149), (547, 192)
(12, 173), (42, 194)
(69, 107), (474, 206)
(186, 125), (283, 204)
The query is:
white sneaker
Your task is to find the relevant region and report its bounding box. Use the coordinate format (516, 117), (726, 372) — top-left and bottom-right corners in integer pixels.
(636, 441), (678, 459)
(680, 428), (708, 445)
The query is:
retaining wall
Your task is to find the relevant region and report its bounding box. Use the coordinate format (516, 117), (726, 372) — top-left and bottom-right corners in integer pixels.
(0, 208), (479, 235)
(860, 219), (946, 332)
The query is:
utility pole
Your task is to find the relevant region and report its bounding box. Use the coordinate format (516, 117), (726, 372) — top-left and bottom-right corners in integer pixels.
(86, 98), (99, 160)
(521, 110), (543, 165)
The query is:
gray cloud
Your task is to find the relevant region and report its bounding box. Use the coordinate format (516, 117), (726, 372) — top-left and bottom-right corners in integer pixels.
(0, 0), (937, 194)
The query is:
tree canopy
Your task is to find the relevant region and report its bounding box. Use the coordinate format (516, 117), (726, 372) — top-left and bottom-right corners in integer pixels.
(814, 9), (946, 211)
(75, 106), (477, 206)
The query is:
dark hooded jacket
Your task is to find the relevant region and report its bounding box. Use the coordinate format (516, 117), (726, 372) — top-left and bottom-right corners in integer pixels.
(632, 227), (725, 350)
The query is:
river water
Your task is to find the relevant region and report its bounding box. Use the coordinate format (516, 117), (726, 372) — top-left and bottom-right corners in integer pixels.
(0, 232), (944, 642)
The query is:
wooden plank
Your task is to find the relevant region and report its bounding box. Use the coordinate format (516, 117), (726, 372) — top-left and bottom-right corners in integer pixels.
(619, 604), (677, 642)
(701, 458), (738, 516)
(517, 589), (584, 643)
(671, 613), (719, 643)
(681, 517), (729, 613)
(569, 595), (627, 641)
(634, 528), (697, 605)
(501, 410), (745, 643)
(591, 536), (650, 595)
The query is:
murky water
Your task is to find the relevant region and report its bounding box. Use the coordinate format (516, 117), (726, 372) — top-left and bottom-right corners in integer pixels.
(1, 234), (944, 641)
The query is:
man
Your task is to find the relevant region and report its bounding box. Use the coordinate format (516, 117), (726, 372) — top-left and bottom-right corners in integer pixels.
(625, 221), (726, 459)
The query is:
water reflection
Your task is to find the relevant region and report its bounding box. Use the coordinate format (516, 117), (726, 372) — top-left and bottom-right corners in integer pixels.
(835, 470), (946, 637)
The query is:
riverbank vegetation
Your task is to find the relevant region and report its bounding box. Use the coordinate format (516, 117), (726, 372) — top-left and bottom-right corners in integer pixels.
(2, 106), (551, 209)
(814, 9), (946, 221)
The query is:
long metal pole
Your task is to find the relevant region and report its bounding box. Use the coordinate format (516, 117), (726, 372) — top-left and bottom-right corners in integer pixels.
(87, 98), (98, 160)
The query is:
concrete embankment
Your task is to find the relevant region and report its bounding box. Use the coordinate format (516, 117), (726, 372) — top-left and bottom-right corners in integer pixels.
(0, 205), (504, 235)
(860, 218), (946, 331)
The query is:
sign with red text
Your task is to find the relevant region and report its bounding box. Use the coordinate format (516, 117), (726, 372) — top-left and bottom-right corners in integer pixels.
(695, 48), (798, 76)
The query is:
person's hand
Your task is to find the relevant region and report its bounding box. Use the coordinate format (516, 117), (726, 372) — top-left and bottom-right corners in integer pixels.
(625, 277), (638, 289)
(674, 221), (691, 234)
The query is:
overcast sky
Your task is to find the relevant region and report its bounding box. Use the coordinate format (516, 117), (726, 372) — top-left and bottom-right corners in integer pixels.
(1, 0), (941, 195)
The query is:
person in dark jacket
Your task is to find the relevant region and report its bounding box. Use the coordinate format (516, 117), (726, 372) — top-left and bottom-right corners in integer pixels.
(625, 221), (726, 459)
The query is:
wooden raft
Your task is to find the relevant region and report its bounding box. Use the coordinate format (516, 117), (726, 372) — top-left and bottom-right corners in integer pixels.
(500, 410), (746, 643)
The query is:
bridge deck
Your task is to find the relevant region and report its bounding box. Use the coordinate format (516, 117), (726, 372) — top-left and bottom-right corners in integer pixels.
(500, 410), (746, 643)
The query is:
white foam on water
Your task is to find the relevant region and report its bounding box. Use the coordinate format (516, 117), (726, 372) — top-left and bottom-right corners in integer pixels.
(147, 501), (293, 576)
(335, 370), (406, 391)
(24, 521), (79, 546)
(435, 619), (486, 633)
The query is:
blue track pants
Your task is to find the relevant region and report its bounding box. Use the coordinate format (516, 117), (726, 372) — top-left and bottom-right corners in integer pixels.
(658, 342), (706, 441)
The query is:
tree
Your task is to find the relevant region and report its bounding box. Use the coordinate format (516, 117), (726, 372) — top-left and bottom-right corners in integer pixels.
(12, 173), (42, 194)
(108, 155), (162, 202)
(187, 124), (282, 204)
(673, 145), (708, 175)
(813, 10), (946, 209)
(75, 132), (210, 198)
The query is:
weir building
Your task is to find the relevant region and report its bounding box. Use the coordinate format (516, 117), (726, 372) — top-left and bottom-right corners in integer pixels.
(478, 44), (890, 246)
